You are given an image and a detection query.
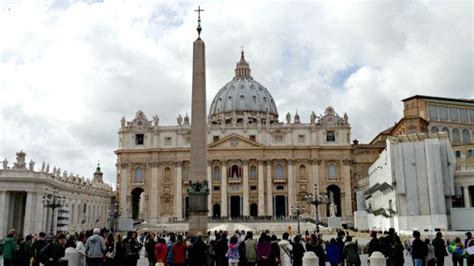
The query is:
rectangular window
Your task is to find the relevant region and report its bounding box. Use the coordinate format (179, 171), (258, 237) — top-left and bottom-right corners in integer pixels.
(298, 134), (305, 143)
(249, 135), (256, 142)
(135, 134), (144, 145)
(460, 108), (469, 123)
(276, 185), (284, 190)
(165, 137), (172, 145)
(449, 107), (459, 122)
(439, 106), (448, 121)
(250, 185), (257, 191)
(455, 150), (462, 159)
(428, 105), (438, 121)
(273, 135), (284, 143)
(327, 131), (336, 142)
(213, 136), (219, 142)
(185, 137), (191, 144)
(213, 186), (220, 191)
(468, 150), (474, 158)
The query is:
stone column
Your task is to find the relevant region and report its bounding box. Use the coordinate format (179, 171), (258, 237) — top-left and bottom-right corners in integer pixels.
(175, 162), (183, 219)
(266, 160), (273, 216)
(310, 159), (321, 217)
(119, 163), (129, 219)
(464, 186), (471, 208)
(23, 192), (35, 234)
(150, 161), (159, 223)
(243, 161), (249, 216)
(287, 160), (295, 215)
(207, 161), (212, 217)
(258, 161), (265, 216)
(221, 160), (228, 217)
(0, 191), (6, 236)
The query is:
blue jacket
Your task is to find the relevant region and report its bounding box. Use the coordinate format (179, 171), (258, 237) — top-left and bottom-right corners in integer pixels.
(326, 242), (342, 264)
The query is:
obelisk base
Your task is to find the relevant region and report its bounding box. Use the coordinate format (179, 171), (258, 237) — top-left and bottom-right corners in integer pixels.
(188, 192), (209, 238)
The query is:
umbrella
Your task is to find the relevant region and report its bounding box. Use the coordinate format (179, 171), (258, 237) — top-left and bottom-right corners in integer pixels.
(209, 223), (255, 233)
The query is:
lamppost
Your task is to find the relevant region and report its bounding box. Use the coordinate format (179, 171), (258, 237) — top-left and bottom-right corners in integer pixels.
(304, 184), (329, 233)
(291, 205), (305, 235)
(107, 203), (120, 232)
(42, 188), (65, 236)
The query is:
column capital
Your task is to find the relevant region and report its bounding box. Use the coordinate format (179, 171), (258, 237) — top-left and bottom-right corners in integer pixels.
(242, 160), (249, 166)
(149, 161), (160, 168)
(266, 159), (272, 165)
(310, 159), (322, 165)
(174, 161), (183, 167)
(221, 160), (227, 166)
(120, 162), (129, 168)
(342, 159), (352, 166)
(287, 159), (294, 165)
(207, 160), (213, 166)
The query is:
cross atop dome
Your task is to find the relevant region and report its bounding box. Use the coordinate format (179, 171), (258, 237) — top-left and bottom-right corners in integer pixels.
(235, 50), (252, 78)
(195, 6), (204, 36)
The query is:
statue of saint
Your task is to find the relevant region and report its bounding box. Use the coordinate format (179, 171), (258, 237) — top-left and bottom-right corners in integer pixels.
(121, 116), (126, 128)
(177, 114), (183, 126)
(29, 160), (35, 171)
(343, 112), (349, 123)
(41, 161), (45, 172)
(329, 201), (337, 217)
(153, 115), (159, 127)
(184, 114), (190, 125)
(2, 158), (8, 169)
(286, 112), (291, 124)
(310, 111), (316, 124)
(45, 163), (50, 173)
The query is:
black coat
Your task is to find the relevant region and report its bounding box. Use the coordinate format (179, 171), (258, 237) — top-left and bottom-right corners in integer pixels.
(411, 239), (428, 259)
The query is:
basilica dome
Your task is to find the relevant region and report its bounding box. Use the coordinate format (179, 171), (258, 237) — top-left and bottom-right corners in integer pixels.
(209, 51), (279, 125)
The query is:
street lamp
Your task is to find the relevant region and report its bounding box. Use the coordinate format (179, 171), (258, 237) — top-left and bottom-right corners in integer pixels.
(107, 203), (120, 232)
(291, 205), (305, 235)
(42, 188), (65, 236)
(304, 184), (329, 233)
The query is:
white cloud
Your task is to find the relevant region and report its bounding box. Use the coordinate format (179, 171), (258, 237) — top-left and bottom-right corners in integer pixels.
(0, 0), (472, 185)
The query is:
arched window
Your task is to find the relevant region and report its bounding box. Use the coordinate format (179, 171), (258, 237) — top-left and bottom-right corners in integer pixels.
(463, 129), (471, 144)
(134, 167), (144, 183)
(441, 127), (450, 138)
(164, 167), (171, 182)
(452, 128), (461, 144)
(230, 165), (241, 178)
(299, 165), (306, 178)
(213, 166), (221, 181)
(328, 164), (337, 179)
(275, 164), (284, 179)
(249, 165), (257, 179)
(431, 126), (439, 133)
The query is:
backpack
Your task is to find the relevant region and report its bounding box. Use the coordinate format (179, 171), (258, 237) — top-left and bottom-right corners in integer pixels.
(38, 243), (53, 265)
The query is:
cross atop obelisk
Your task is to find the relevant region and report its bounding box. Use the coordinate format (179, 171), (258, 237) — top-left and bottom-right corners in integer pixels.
(195, 6), (204, 36)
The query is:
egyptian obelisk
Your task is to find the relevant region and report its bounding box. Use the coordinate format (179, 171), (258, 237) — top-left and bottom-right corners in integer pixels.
(188, 6), (209, 237)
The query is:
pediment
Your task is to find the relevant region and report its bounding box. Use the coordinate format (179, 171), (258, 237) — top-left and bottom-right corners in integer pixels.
(208, 134), (264, 149)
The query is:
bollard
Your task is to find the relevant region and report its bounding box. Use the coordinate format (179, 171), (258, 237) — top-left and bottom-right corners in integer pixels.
(303, 251), (319, 266)
(369, 251), (386, 266)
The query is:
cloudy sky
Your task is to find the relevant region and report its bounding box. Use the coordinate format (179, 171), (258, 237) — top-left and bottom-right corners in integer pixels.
(0, 0), (472, 186)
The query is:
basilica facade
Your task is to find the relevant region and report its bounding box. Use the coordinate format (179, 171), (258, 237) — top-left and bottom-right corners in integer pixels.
(116, 52), (355, 224)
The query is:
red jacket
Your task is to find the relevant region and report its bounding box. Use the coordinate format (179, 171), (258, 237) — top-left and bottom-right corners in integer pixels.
(172, 241), (187, 264)
(155, 243), (169, 265)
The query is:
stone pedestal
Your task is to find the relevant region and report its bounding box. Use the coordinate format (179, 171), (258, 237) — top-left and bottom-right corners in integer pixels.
(354, 210), (369, 230)
(327, 216), (342, 229)
(188, 192), (209, 237)
(302, 251), (318, 266)
(369, 252), (386, 266)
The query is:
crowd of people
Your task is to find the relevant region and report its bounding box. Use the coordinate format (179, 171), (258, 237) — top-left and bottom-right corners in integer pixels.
(2, 227), (474, 266)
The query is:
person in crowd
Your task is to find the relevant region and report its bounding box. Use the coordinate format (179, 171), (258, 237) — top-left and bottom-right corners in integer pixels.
(155, 238), (169, 266)
(23, 234), (33, 266)
(291, 235), (305, 266)
(114, 233), (126, 266)
(326, 238), (342, 266)
(278, 233), (292, 266)
(38, 233), (66, 266)
(145, 233), (157, 266)
(172, 234), (187, 266)
(432, 232), (448, 266)
(426, 239), (437, 266)
(367, 231), (381, 257)
(216, 232), (229, 266)
(337, 231), (346, 266)
(450, 237), (465, 266)
(256, 233), (271, 266)
(167, 234), (176, 266)
(269, 235), (280, 266)
(124, 231), (142, 266)
(306, 234), (326, 266)
(2, 229), (18, 266)
(31, 232), (48, 266)
(238, 233), (247, 266)
(207, 239), (217, 266)
(104, 233), (117, 266)
(227, 234), (242, 266)
(75, 233), (86, 266)
(85, 228), (106, 266)
(63, 235), (81, 266)
(467, 232), (474, 266)
(187, 233), (208, 266)
(244, 232), (257, 266)
(343, 236), (361, 266)
(466, 238), (474, 266)
(411, 231), (428, 266)
(389, 234), (404, 266)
